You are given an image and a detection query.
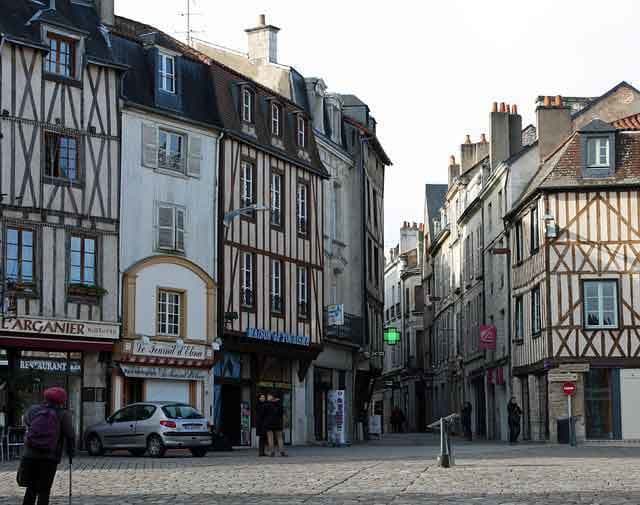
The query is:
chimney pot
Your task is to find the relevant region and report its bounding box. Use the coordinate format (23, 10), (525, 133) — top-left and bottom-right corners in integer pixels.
(543, 96), (551, 107)
(492, 102), (498, 113)
(512, 104), (518, 115)
(480, 133), (487, 143)
(506, 104), (511, 114)
(554, 95), (563, 107)
(449, 154), (456, 165)
(464, 134), (471, 144)
(499, 102), (506, 113)
(258, 14), (266, 25)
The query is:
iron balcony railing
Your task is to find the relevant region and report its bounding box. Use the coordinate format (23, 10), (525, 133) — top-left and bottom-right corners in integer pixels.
(324, 310), (364, 346)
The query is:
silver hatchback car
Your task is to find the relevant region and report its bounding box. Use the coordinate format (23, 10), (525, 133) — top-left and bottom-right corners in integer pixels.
(85, 402), (212, 457)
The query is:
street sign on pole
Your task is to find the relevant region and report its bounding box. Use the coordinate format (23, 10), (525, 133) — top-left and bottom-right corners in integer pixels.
(563, 382), (577, 395)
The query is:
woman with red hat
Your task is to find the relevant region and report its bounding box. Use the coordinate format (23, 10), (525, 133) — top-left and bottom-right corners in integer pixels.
(17, 386), (75, 505)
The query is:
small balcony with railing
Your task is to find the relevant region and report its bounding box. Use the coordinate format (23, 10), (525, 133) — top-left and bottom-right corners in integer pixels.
(323, 310), (364, 346)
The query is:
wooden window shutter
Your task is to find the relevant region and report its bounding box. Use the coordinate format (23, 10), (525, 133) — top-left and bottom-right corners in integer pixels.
(187, 136), (202, 178)
(158, 206), (175, 249)
(142, 123), (158, 168)
(175, 208), (185, 251)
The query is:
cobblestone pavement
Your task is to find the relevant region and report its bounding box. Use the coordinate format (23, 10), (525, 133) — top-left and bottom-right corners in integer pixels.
(1, 435), (639, 504)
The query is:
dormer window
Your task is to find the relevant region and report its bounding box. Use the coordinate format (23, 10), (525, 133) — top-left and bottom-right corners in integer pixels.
(271, 103), (281, 137)
(242, 88), (254, 123)
(45, 33), (76, 78)
(580, 120), (616, 178)
(296, 115), (306, 148)
(587, 137), (610, 168)
(159, 52), (176, 93)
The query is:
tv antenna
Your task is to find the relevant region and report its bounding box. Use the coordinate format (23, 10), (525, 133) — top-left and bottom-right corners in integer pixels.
(177, 0), (203, 47)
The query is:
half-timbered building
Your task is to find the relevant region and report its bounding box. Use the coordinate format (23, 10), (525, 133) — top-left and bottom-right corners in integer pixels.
(212, 58), (328, 446)
(508, 93), (640, 442)
(0, 0), (123, 438)
(104, 18), (221, 433)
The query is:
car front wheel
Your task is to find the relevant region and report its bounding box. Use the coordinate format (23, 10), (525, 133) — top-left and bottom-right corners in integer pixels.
(147, 435), (166, 458)
(190, 448), (207, 458)
(87, 434), (104, 457)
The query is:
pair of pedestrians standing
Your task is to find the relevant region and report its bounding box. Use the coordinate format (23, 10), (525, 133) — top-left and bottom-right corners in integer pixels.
(256, 392), (287, 457)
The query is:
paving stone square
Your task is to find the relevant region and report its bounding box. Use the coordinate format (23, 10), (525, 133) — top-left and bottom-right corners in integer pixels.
(1, 436), (639, 505)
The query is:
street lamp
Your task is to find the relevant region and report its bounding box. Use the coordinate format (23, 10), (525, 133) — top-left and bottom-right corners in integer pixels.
(222, 204), (270, 228)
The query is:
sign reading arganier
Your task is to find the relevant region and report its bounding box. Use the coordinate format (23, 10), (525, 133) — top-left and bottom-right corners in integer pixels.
(2, 317), (119, 340)
(246, 328), (310, 347)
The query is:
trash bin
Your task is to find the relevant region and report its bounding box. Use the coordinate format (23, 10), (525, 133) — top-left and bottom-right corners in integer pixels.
(557, 417), (570, 444)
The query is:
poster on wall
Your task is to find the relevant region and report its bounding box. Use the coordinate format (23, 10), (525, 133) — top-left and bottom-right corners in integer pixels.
(240, 401), (251, 446)
(327, 390), (346, 446)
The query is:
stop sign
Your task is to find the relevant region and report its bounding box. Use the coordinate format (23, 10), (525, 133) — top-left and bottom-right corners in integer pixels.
(563, 382), (577, 395)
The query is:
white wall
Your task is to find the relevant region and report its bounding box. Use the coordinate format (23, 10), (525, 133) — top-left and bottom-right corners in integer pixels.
(134, 263), (207, 341)
(621, 369), (640, 440)
(120, 110), (218, 279)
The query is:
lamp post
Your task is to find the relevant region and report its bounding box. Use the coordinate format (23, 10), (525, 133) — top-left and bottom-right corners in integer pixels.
(222, 204), (270, 228)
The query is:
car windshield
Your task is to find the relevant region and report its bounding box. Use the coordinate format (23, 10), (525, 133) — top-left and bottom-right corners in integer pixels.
(161, 404), (204, 420)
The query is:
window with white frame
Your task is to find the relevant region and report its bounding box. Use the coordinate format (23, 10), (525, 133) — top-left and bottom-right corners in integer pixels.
(271, 103), (281, 137)
(530, 206), (540, 253)
(241, 252), (254, 308)
(583, 280), (618, 329)
(296, 115), (306, 147)
(297, 266), (309, 317)
(158, 130), (185, 172)
(159, 52), (176, 93)
(531, 285), (541, 335)
(157, 205), (185, 252)
(271, 259), (283, 314)
(515, 220), (524, 263)
(270, 171), (282, 227)
(157, 289), (182, 336)
(515, 295), (524, 341)
(242, 88), (253, 123)
(586, 137), (610, 168)
(297, 182), (308, 236)
(241, 161), (255, 208)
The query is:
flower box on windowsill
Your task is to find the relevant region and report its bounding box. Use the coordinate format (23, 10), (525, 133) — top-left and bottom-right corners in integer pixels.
(6, 281), (37, 297)
(67, 284), (108, 299)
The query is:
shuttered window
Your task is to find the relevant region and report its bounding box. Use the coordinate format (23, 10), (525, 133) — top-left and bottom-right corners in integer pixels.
(297, 183), (308, 236)
(142, 124), (201, 177)
(271, 259), (283, 315)
(159, 130), (185, 172)
(270, 171), (282, 227)
(297, 266), (309, 318)
(241, 252), (254, 308)
(531, 285), (541, 335)
(157, 205), (185, 252)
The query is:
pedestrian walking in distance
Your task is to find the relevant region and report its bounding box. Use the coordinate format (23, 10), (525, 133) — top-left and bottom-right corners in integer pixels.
(461, 402), (473, 441)
(17, 387), (75, 505)
(508, 397), (523, 444)
(390, 407), (406, 433)
(256, 393), (267, 457)
(265, 392), (287, 457)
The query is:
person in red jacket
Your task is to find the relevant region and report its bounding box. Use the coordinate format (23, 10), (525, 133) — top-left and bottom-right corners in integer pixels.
(17, 387), (75, 505)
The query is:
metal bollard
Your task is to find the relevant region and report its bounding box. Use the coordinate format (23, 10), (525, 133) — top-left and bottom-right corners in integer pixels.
(438, 417), (451, 468)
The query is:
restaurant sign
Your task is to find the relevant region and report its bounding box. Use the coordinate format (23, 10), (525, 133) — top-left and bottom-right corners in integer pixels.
(20, 358), (82, 376)
(130, 340), (209, 360)
(119, 364), (208, 381)
(2, 317), (119, 340)
(246, 328), (310, 347)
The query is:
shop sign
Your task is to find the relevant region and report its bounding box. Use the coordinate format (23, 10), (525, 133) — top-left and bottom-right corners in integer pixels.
(549, 372), (578, 383)
(327, 390), (346, 446)
(2, 317), (119, 340)
(369, 414), (382, 436)
(559, 363), (590, 373)
(19, 358), (82, 375)
(246, 327), (310, 347)
(479, 325), (497, 350)
(119, 364), (208, 381)
(131, 340), (208, 360)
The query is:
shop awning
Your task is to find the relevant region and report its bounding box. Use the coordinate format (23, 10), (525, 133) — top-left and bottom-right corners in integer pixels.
(0, 335), (115, 352)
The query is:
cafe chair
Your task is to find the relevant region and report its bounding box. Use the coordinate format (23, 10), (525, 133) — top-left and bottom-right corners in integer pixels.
(7, 427), (25, 460)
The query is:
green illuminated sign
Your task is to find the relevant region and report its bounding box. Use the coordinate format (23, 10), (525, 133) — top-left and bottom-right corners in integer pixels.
(384, 327), (401, 345)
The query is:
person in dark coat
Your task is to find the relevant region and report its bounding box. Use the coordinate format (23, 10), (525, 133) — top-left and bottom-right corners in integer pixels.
(390, 407), (406, 433)
(255, 393), (267, 457)
(18, 387), (75, 505)
(461, 402), (473, 441)
(264, 393), (286, 457)
(508, 397), (523, 444)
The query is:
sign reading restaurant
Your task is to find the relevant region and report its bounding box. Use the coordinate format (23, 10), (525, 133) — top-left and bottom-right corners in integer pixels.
(1, 316), (119, 340)
(246, 328), (310, 347)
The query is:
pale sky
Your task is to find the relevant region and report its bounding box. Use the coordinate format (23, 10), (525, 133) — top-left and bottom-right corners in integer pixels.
(115, 0), (640, 248)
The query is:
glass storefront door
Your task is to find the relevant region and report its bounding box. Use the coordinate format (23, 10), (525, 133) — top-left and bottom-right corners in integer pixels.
(585, 368), (621, 440)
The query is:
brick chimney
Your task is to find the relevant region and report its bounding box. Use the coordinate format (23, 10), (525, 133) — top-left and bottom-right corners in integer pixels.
(490, 101), (523, 168)
(246, 14), (280, 64)
(537, 95), (572, 161)
(95, 0), (114, 26)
